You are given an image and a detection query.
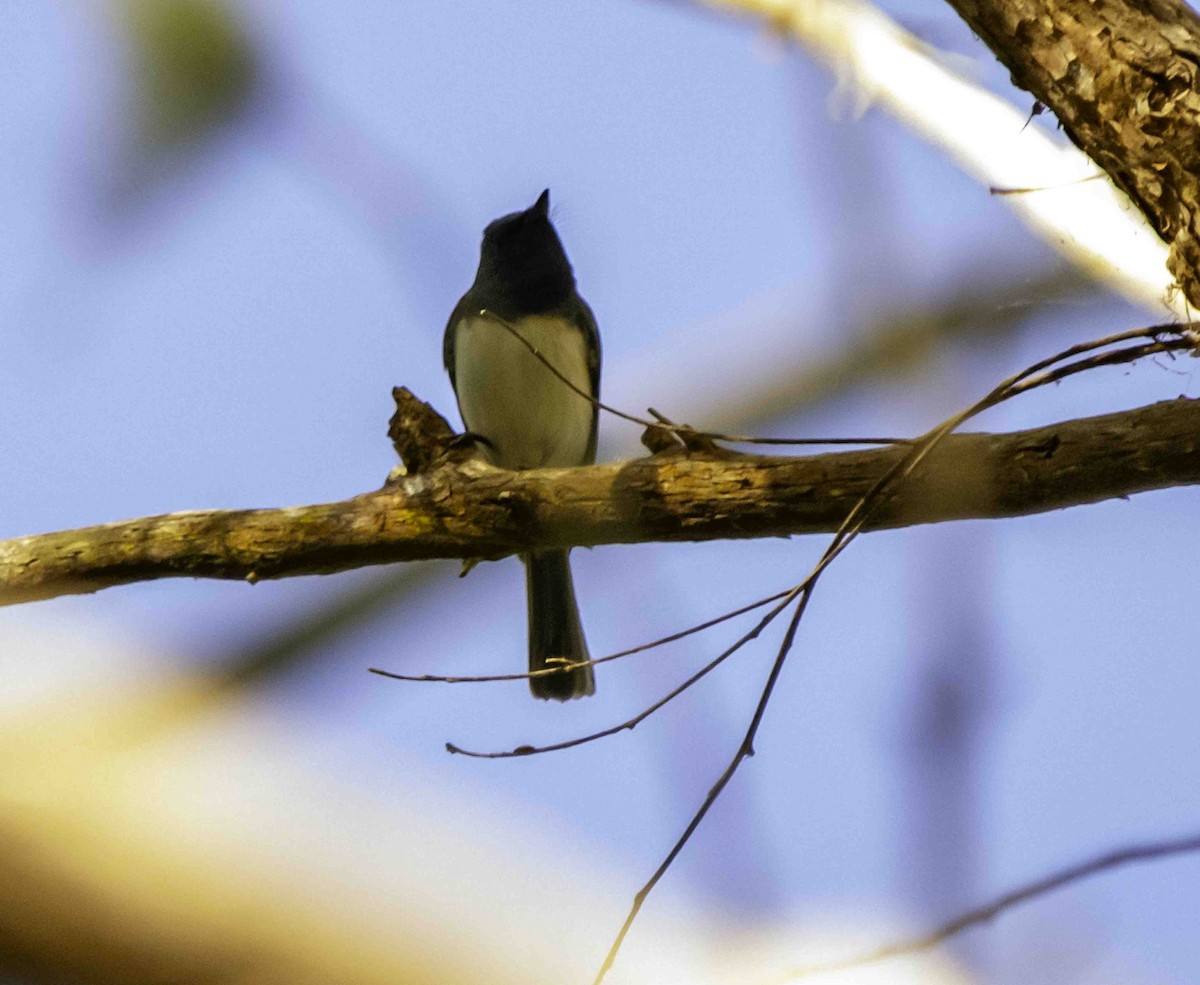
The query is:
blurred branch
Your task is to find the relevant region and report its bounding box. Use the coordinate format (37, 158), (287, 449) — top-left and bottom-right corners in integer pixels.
(3, 393), (1199, 605)
(0, 668), (591, 985)
(698, 265), (1094, 432)
(680, 0), (1186, 316)
(215, 562), (445, 689)
(784, 832), (1200, 978)
(118, 0), (258, 148)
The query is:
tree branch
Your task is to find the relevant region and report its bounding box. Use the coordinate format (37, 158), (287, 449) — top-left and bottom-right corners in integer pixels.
(1, 392), (1198, 606)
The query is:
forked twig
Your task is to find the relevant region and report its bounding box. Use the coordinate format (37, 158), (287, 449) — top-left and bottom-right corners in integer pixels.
(368, 588), (792, 685)
(590, 321), (1197, 983)
(446, 589), (800, 758)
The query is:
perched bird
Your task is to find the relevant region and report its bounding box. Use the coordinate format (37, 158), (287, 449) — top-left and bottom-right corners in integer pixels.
(443, 190), (600, 700)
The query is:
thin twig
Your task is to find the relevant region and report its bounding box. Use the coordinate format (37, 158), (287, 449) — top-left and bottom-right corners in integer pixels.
(478, 309), (913, 447)
(989, 172), (1105, 195)
(780, 832), (1200, 980)
(368, 588), (793, 685)
(446, 589), (800, 758)
(593, 585), (818, 985)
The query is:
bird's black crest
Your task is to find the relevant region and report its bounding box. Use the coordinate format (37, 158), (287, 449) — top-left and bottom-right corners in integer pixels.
(475, 190), (574, 315)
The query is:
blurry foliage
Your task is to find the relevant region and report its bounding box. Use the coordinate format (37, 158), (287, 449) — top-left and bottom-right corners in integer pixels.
(118, 0), (258, 148)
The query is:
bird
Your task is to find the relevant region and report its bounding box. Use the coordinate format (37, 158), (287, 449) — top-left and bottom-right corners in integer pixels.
(443, 189), (600, 700)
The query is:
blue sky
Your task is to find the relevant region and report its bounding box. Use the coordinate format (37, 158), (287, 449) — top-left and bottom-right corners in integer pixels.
(1, 2), (1198, 983)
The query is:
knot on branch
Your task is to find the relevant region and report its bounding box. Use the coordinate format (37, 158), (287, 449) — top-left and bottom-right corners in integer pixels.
(639, 409), (742, 459)
(640, 422), (681, 455)
(387, 387), (475, 476)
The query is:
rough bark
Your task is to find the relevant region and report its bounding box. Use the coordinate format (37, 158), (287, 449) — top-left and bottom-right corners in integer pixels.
(1, 395), (1197, 606)
(942, 0), (1200, 306)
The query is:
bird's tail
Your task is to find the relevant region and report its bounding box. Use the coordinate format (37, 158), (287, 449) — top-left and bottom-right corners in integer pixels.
(524, 550), (594, 700)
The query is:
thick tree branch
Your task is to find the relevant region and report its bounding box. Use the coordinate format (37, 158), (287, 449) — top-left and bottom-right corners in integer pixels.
(937, 0), (1200, 307)
(1, 394), (1198, 605)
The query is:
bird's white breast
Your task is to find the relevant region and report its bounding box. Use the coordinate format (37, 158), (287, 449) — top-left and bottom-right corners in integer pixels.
(453, 314), (595, 470)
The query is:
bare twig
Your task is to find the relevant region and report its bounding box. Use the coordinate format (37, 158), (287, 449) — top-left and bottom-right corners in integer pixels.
(368, 588), (792, 685)
(989, 173), (1105, 195)
(591, 587), (819, 985)
(780, 833), (1200, 979)
(445, 589), (799, 758)
(478, 309), (913, 447)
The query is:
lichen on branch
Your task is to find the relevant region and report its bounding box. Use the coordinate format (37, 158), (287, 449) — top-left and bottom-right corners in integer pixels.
(0, 391), (1197, 606)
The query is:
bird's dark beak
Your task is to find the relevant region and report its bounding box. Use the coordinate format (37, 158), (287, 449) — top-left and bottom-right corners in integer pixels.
(533, 188), (550, 216)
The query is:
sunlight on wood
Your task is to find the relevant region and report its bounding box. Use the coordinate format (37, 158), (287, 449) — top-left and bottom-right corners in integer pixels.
(700, 0), (1187, 318)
